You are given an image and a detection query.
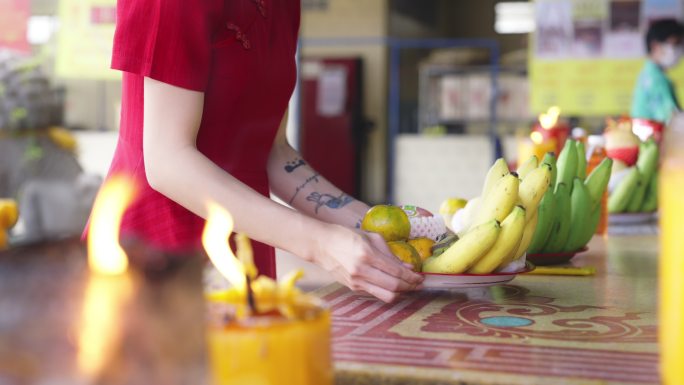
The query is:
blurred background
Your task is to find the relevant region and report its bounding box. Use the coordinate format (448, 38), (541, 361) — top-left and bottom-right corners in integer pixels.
(0, 0), (681, 276)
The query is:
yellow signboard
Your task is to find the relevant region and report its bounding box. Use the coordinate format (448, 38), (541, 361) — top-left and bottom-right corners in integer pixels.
(530, 0), (684, 116)
(530, 58), (644, 115)
(55, 0), (119, 80)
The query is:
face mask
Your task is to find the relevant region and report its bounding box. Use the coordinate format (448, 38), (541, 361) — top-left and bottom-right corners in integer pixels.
(659, 44), (683, 69)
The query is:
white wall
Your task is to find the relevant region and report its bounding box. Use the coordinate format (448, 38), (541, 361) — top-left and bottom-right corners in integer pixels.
(394, 134), (518, 213)
(73, 131), (118, 178)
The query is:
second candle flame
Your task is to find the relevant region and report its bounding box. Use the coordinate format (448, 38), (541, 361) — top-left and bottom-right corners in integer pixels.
(202, 202), (248, 291)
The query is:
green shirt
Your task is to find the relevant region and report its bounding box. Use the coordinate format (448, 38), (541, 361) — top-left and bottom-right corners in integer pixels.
(631, 60), (680, 123)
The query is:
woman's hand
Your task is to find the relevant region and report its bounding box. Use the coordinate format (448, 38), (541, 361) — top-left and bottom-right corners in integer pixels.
(311, 224), (424, 303)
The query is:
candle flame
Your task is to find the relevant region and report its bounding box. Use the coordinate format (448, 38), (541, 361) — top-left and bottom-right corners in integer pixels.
(202, 202), (246, 290)
(77, 274), (134, 378)
(201, 203), (311, 319)
(79, 174), (137, 378)
(87, 175), (137, 275)
(539, 106), (561, 130)
(530, 131), (544, 145)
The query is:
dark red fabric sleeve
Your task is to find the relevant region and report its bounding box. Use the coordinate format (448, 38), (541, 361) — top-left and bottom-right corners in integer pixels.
(111, 0), (213, 92)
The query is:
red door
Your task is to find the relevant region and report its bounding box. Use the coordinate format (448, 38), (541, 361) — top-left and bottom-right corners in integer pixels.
(300, 58), (364, 198)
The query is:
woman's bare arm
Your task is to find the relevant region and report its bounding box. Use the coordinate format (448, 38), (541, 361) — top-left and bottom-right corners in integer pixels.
(142, 78), (422, 301)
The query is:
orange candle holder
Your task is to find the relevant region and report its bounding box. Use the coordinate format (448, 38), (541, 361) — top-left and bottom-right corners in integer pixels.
(201, 205), (333, 385)
(518, 132), (556, 167)
(533, 122), (568, 156)
(206, 298), (332, 385)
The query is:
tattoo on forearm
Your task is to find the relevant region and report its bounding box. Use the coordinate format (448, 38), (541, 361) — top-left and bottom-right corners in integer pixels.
(288, 173), (320, 205)
(306, 192), (354, 214)
(284, 158), (307, 173)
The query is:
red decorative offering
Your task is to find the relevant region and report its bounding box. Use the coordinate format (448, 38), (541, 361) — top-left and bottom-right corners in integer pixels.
(606, 147), (639, 166)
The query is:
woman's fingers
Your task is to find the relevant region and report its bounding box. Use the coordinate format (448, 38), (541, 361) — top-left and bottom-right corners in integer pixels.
(370, 250), (423, 286)
(364, 233), (424, 286)
(359, 282), (401, 303)
(356, 264), (417, 293)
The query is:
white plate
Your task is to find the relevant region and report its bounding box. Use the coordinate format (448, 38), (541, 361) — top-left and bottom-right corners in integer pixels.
(420, 262), (534, 290)
(609, 211), (657, 225)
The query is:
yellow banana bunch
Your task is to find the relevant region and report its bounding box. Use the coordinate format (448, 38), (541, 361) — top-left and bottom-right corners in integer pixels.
(517, 155), (539, 180)
(47, 127), (78, 153)
(518, 164), (552, 220)
(481, 158), (510, 198)
(472, 173), (519, 228)
(468, 206), (526, 274)
(508, 211), (539, 264)
(423, 220), (501, 274)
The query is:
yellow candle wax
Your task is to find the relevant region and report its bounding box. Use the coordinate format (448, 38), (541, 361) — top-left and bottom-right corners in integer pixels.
(206, 299), (332, 385)
(660, 149), (684, 384)
(517, 137), (535, 167)
(533, 138), (556, 161)
(659, 114), (684, 384)
(201, 205), (332, 385)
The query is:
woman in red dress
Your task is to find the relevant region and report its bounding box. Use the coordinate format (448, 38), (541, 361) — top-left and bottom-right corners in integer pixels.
(98, 0), (422, 301)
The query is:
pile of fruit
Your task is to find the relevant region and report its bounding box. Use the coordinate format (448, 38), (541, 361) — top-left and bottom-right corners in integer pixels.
(361, 138), (614, 274)
(607, 139), (659, 214)
(360, 204), (446, 272)
(423, 157), (552, 274)
(361, 153), (552, 274)
(526, 140), (613, 255)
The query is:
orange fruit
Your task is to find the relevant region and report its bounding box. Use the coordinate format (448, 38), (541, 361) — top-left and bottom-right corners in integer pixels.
(361, 205), (411, 241)
(0, 199), (18, 229)
(407, 237), (435, 260)
(387, 241), (422, 272)
(0, 230), (7, 250)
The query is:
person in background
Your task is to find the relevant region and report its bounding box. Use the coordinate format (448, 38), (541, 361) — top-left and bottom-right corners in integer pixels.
(631, 18), (684, 123)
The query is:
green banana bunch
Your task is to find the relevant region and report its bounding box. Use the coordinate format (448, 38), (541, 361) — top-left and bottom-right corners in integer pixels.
(608, 167), (640, 213)
(423, 220), (501, 274)
(469, 206), (526, 274)
(585, 157), (613, 211)
(625, 169), (648, 213)
(518, 163), (552, 219)
(527, 188), (556, 254)
(638, 140), (659, 177)
(543, 182), (572, 253)
(640, 171), (658, 212)
(482, 158), (510, 198)
(472, 173), (519, 227)
(576, 141), (587, 181)
(626, 140), (659, 212)
(517, 155), (539, 180)
(556, 140), (578, 192)
(575, 206), (601, 250)
(509, 211), (539, 263)
(541, 152), (557, 187)
(564, 178), (592, 251)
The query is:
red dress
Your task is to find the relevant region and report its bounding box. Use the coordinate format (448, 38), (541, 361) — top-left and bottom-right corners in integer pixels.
(103, 0), (300, 277)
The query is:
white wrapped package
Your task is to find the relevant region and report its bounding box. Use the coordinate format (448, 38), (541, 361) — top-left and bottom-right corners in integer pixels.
(401, 205), (448, 241)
